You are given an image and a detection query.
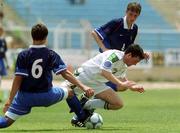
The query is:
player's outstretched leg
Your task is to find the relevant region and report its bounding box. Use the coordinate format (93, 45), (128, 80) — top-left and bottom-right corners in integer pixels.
(66, 95), (92, 127)
(83, 89), (123, 110)
(0, 116), (14, 128)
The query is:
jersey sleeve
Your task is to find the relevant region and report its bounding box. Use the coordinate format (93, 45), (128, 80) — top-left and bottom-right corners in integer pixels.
(100, 60), (113, 72)
(51, 52), (67, 75)
(94, 19), (120, 40)
(100, 52), (120, 73)
(15, 52), (29, 77)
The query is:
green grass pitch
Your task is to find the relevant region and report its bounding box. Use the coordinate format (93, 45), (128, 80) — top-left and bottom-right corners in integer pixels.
(0, 89), (180, 133)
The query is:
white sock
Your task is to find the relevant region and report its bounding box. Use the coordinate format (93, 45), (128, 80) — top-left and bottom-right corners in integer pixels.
(83, 99), (106, 110)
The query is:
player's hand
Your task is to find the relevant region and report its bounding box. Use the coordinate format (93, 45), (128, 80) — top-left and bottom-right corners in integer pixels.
(120, 81), (136, 88)
(144, 52), (150, 60)
(83, 86), (94, 98)
(129, 84), (145, 93)
(3, 100), (11, 113)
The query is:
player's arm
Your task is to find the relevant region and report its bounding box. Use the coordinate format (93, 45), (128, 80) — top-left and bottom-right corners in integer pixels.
(3, 51), (28, 113)
(60, 69), (94, 97)
(91, 30), (109, 52)
(3, 75), (23, 113)
(129, 84), (145, 93)
(101, 70), (135, 89)
(4, 54), (9, 69)
(116, 77), (129, 91)
(52, 51), (94, 97)
(92, 19), (119, 52)
(118, 77), (145, 93)
(4, 55), (8, 69)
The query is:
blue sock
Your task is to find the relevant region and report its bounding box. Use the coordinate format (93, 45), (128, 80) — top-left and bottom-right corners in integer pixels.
(0, 116), (9, 128)
(66, 95), (86, 121)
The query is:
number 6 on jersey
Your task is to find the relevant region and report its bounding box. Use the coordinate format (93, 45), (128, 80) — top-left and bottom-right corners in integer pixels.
(31, 59), (43, 79)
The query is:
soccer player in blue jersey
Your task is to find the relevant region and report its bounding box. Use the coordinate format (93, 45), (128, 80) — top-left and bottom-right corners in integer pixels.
(0, 23), (94, 128)
(0, 26), (8, 102)
(92, 2), (141, 52)
(0, 27), (8, 85)
(92, 2), (149, 91)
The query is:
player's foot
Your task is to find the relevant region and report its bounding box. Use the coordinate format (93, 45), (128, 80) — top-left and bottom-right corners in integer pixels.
(71, 109), (92, 128)
(71, 118), (85, 127)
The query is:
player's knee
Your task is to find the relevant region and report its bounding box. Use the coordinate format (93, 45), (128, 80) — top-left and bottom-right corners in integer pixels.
(0, 116), (14, 128)
(114, 101), (124, 110)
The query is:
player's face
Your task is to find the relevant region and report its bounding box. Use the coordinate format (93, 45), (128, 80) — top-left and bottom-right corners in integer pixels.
(126, 10), (139, 24)
(125, 53), (141, 66)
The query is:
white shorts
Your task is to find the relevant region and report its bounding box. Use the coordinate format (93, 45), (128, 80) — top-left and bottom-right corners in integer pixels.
(61, 70), (111, 96)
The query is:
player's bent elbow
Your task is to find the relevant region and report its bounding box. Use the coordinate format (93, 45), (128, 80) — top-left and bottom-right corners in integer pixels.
(91, 30), (96, 36)
(91, 30), (100, 39)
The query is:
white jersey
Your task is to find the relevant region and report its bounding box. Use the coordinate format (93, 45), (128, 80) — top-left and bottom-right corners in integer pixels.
(81, 50), (128, 83)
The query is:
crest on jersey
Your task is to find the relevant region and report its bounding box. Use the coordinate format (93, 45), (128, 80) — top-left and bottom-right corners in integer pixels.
(103, 60), (112, 69)
(108, 53), (119, 63)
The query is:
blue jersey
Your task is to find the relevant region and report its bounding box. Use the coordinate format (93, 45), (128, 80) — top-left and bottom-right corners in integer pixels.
(0, 38), (7, 58)
(15, 45), (67, 93)
(95, 17), (138, 52)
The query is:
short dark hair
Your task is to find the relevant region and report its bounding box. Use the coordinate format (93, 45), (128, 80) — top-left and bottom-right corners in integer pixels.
(31, 23), (48, 41)
(125, 44), (144, 60)
(126, 2), (141, 15)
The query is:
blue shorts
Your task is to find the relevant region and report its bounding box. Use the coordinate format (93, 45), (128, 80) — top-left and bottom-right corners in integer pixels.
(105, 81), (117, 91)
(0, 58), (7, 76)
(5, 87), (68, 120)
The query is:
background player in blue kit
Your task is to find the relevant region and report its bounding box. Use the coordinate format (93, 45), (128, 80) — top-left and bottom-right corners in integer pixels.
(92, 2), (142, 52)
(91, 2), (149, 91)
(0, 23), (94, 128)
(0, 26), (8, 86)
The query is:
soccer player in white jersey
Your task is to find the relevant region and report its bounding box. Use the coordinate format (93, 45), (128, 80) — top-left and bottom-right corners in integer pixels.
(64, 44), (145, 127)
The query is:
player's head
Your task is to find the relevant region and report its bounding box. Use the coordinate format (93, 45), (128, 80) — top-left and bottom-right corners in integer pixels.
(126, 2), (141, 24)
(31, 23), (48, 44)
(124, 44), (144, 66)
